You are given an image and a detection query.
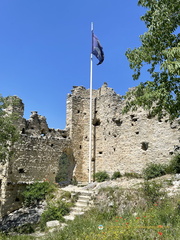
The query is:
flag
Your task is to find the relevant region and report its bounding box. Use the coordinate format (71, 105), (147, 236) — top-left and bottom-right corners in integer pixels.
(92, 33), (104, 65)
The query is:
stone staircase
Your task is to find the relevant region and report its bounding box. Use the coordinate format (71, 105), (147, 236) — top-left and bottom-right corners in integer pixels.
(41, 186), (95, 235)
(63, 189), (94, 221)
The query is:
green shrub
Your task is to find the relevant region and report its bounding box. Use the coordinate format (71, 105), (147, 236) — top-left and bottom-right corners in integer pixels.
(143, 163), (166, 180)
(166, 153), (180, 174)
(141, 180), (165, 204)
(22, 181), (56, 206)
(124, 172), (142, 178)
(111, 171), (122, 180)
(60, 191), (71, 200)
(40, 200), (71, 229)
(94, 171), (110, 182)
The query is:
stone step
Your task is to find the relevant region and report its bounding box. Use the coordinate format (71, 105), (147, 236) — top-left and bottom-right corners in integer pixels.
(71, 206), (85, 212)
(73, 211), (84, 216)
(79, 190), (93, 196)
(61, 186), (94, 223)
(72, 190), (93, 196)
(77, 197), (90, 203)
(77, 182), (89, 187)
(63, 210), (84, 221)
(78, 195), (91, 201)
(62, 187), (95, 223)
(76, 202), (88, 208)
(75, 199), (89, 206)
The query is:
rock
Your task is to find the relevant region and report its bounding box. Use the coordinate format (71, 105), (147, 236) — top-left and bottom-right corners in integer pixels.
(108, 202), (114, 207)
(0, 203), (46, 232)
(46, 220), (60, 228)
(175, 174), (180, 180)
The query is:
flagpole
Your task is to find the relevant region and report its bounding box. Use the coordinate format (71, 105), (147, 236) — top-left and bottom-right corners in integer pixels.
(89, 22), (93, 183)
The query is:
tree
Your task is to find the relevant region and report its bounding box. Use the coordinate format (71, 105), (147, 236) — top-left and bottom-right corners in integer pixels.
(0, 95), (19, 164)
(125, 0), (180, 120)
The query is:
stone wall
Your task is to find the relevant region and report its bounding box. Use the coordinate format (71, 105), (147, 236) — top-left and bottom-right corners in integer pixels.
(67, 83), (180, 182)
(0, 136), (73, 217)
(0, 83), (180, 217)
(0, 100), (74, 217)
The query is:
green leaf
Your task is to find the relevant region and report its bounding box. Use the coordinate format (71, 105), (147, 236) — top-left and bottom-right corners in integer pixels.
(125, 0), (180, 120)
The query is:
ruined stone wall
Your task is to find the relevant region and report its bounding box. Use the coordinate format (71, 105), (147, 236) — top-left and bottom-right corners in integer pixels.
(67, 83), (180, 182)
(0, 99), (73, 217)
(0, 84), (180, 217)
(1, 136), (73, 217)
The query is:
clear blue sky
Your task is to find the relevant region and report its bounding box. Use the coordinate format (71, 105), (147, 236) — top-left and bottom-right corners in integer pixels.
(1, 0), (149, 129)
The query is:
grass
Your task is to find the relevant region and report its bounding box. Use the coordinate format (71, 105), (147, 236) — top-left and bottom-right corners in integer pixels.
(44, 194), (180, 240)
(0, 234), (34, 240)
(1, 167), (180, 240)
(40, 200), (71, 230)
(1, 185), (180, 240)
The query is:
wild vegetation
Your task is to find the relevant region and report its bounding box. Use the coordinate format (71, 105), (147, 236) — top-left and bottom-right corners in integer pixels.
(1, 177), (179, 240)
(0, 95), (19, 164)
(22, 181), (56, 206)
(143, 153), (180, 180)
(0, 153), (179, 239)
(94, 171), (110, 182)
(21, 181), (77, 231)
(94, 153), (180, 182)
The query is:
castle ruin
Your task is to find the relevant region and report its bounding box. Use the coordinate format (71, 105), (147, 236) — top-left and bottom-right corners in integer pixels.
(0, 83), (179, 217)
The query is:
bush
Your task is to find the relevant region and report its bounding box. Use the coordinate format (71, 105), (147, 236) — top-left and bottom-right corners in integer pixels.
(124, 172), (142, 178)
(166, 153), (180, 174)
(22, 181), (56, 206)
(111, 171), (122, 180)
(94, 171), (110, 182)
(143, 163), (166, 180)
(40, 200), (71, 229)
(142, 180), (165, 204)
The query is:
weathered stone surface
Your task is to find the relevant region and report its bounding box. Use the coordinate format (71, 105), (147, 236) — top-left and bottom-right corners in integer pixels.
(0, 203), (45, 232)
(0, 98), (74, 217)
(67, 83), (180, 182)
(0, 83), (179, 218)
(46, 220), (60, 228)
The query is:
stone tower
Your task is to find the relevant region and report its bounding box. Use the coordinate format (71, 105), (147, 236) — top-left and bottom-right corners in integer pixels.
(66, 83), (180, 182)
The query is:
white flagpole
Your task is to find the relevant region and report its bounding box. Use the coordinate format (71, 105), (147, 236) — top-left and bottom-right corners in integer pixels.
(89, 22), (93, 183)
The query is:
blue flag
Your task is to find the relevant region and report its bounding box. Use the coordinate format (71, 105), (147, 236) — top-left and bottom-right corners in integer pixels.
(92, 33), (104, 65)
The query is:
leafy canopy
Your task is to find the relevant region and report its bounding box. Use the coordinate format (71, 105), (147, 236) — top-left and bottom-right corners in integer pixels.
(125, 0), (180, 120)
(0, 95), (19, 164)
